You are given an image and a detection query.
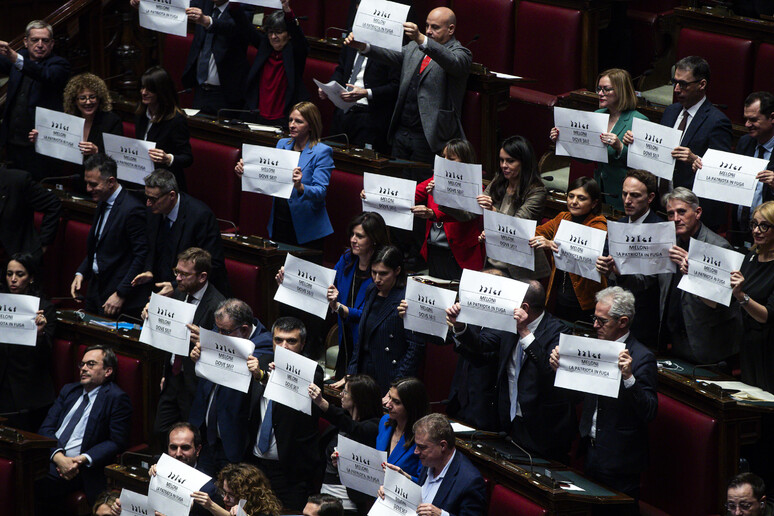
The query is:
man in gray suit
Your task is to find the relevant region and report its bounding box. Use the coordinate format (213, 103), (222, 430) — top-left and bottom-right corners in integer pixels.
(659, 187), (742, 364)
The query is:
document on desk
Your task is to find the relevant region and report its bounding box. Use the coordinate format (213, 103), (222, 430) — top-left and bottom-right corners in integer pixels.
(552, 219), (607, 282)
(456, 269), (529, 335)
(362, 172), (416, 230)
(338, 435), (388, 496)
(139, 0), (190, 37)
(104, 133), (156, 185)
(607, 221), (676, 276)
(484, 211), (536, 270)
(678, 237), (745, 306)
(119, 489), (150, 516)
(0, 293), (39, 347)
(704, 381), (774, 402)
(241, 144), (300, 199)
(148, 453), (211, 516)
(195, 328), (255, 394)
(553, 107), (609, 163)
(432, 155), (484, 215)
(627, 117), (681, 181)
(274, 254), (336, 319)
(314, 79), (355, 113)
(34, 107), (85, 165)
(693, 149), (767, 207)
(230, 0), (281, 7)
(554, 334), (625, 398)
(403, 277), (458, 339)
(140, 293), (197, 356)
(368, 467), (422, 516)
(264, 345), (318, 414)
(353, 0), (411, 52)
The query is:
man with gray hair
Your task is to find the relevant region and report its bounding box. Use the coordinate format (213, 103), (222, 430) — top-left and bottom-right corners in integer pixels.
(550, 286), (657, 506)
(659, 187), (742, 364)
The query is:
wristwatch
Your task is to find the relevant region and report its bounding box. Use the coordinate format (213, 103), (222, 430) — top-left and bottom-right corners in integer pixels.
(740, 294), (751, 306)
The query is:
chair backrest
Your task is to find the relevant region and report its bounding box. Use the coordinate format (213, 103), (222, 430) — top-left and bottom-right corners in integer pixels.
(460, 90), (482, 160)
(237, 190), (273, 238)
(323, 169), (364, 266)
(52, 338), (77, 392)
(488, 484), (548, 516)
(57, 220), (91, 304)
(123, 121), (136, 139)
(0, 458), (15, 516)
(322, 0), (351, 36)
(451, 0), (515, 73)
(302, 57), (339, 137)
(114, 354), (145, 447)
(753, 42), (774, 94)
(293, 0), (324, 38)
(420, 339), (458, 407)
(162, 33), (195, 108)
(186, 138), (241, 224)
(224, 258), (262, 317)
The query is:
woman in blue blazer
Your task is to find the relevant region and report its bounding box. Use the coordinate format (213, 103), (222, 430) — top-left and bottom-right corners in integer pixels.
(377, 377), (429, 482)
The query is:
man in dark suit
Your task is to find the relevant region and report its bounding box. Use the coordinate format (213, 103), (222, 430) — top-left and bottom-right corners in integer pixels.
(246, 317), (324, 511)
(596, 169), (664, 349)
(550, 287), (657, 506)
(70, 154), (149, 318)
(182, 0), (250, 114)
(0, 20), (70, 179)
(132, 169), (228, 296)
(36, 345), (132, 510)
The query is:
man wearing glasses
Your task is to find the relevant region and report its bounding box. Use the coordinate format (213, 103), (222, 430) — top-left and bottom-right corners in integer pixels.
(727, 472), (774, 516)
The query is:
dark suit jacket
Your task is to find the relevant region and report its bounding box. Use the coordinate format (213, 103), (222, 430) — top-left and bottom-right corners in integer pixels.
(0, 167), (62, 260)
(38, 381), (132, 501)
(87, 110), (123, 156)
(736, 133), (774, 203)
(579, 334), (657, 475)
(134, 112), (194, 189)
(145, 192), (229, 294)
(417, 451), (486, 516)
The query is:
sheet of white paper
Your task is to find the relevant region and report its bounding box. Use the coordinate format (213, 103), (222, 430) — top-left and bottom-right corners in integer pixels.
(450, 421), (476, 433)
(552, 219), (607, 282)
(627, 117), (681, 181)
(337, 434), (388, 496)
(677, 237), (745, 306)
(560, 483), (586, 492)
(139, 0), (190, 37)
(195, 328), (255, 393)
(492, 72), (523, 80)
(456, 269), (529, 334)
(606, 221), (676, 276)
(432, 155), (483, 215)
(402, 278), (457, 339)
(704, 381), (774, 402)
(353, 0), (411, 52)
(241, 144), (300, 198)
(182, 108), (200, 117)
(264, 345), (318, 414)
(362, 172), (416, 230)
(148, 453), (211, 516)
(0, 293), (40, 347)
(368, 467), (422, 516)
(103, 133), (156, 185)
(34, 107), (85, 165)
(483, 211), (536, 270)
(274, 255), (337, 319)
(235, 499), (248, 516)
(553, 107), (610, 163)
(246, 123), (283, 133)
(230, 0), (281, 7)
(119, 489), (150, 516)
(693, 149), (767, 206)
(139, 293), (197, 356)
(554, 334), (625, 398)
(314, 79), (355, 113)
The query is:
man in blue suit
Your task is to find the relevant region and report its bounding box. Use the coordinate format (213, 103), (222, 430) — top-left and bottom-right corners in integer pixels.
(36, 345), (132, 511)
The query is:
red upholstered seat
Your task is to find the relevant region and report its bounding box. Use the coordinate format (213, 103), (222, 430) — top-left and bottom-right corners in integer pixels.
(323, 169), (364, 267)
(293, 0), (323, 38)
(0, 458), (15, 516)
(123, 121), (136, 139)
(237, 191), (273, 238)
(34, 210), (64, 300)
(451, 0), (514, 73)
(461, 91), (482, 162)
(629, 0), (679, 11)
(162, 33), (195, 108)
(419, 340), (458, 408)
(627, 7), (674, 80)
(52, 338), (77, 392)
(57, 220), (91, 308)
(186, 138), (241, 225)
(676, 28), (753, 124)
(488, 484), (547, 516)
(753, 43), (774, 94)
(302, 58), (339, 137)
(322, 0), (350, 36)
(225, 259), (262, 316)
(114, 354), (145, 448)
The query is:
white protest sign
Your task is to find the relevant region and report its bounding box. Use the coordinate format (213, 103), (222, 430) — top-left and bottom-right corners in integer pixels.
(627, 117), (681, 181)
(241, 144), (300, 199)
(0, 293), (40, 347)
(119, 489), (150, 516)
(607, 221), (676, 276)
(678, 237), (745, 306)
(403, 278), (457, 339)
(553, 219), (607, 282)
(432, 155), (483, 215)
(483, 211), (536, 270)
(104, 133), (156, 185)
(230, 0), (281, 7)
(337, 434), (388, 496)
(362, 172), (416, 230)
(314, 79), (355, 113)
(139, 293), (197, 356)
(554, 333), (625, 398)
(34, 107), (85, 164)
(353, 0), (411, 52)
(148, 453), (211, 516)
(139, 0), (190, 37)
(368, 467), (422, 516)
(274, 254), (337, 319)
(693, 149), (767, 207)
(264, 345), (318, 414)
(456, 269), (529, 335)
(195, 328), (255, 393)
(553, 107), (609, 163)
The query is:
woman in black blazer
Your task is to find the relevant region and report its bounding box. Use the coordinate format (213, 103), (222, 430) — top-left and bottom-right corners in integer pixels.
(135, 66), (194, 190)
(62, 73), (123, 157)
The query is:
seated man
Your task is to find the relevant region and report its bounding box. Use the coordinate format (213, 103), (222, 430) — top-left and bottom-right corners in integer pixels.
(36, 345), (132, 510)
(303, 494), (344, 516)
(727, 472), (774, 516)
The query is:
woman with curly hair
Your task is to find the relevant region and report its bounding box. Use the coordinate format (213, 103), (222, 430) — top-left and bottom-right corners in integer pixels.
(191, 463), (282, 516)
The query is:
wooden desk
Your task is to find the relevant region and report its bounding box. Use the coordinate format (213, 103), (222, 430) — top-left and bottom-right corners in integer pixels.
(0, 426), (57, 516)
(675, 5), (774, 44)
(105, 463), (151, 495)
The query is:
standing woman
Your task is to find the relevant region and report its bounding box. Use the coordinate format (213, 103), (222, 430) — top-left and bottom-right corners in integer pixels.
(529, 177), (607, 323)
(135, 66), (194, 191)
(477, 135), (550, 280)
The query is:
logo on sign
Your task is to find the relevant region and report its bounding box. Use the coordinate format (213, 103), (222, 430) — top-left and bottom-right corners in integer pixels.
(625, 234), (652, 243)
(417, 294), (435, 305)
(378, 186), (398, 196)
(373, 9), (391, 17)
(351, 453), (371, 466)
(157, 307), (175, 318)
(478, 285), (501, 296)
(497, 224), (519, 236)
(394, 486), (409, 499)
(644, 133), (663, 144)
(215, 342), (236, 354)
(568, 234), (588, 246)
(51, 121), (70, 131)
(257, 156), (279, 166)
(297, 270), (316, 282)
(570, 120), (590, 130)
(167, 472), (186, 484)
(577, 349), (601, 359)
(120, 145), (139, 155)
(444, 170), (463, 180)
(702, 254), (721, 267)
(719, 161), (742, 171)
(287, 364), (301, 376)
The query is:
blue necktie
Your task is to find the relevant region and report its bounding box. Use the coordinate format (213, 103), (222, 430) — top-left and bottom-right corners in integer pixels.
(197, 8), (220, 85)
(206, 386), (219, 445)
(257, 400), (273, 453)
(58, 393), (89, 449)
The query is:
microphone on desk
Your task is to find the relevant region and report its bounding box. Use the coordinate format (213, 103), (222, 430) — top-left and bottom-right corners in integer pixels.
(498, 431), (534, 475)
(39, 174), (80, 188)
(321, 133), (351, 147)
(691, 360), (729, 379)
(216, 108), (260, 126)
(102, 69), (133, 83)
(325, 26), (350, 39)
(601, 191), (619, 200)
(120, 449), (156, 473)
(50, 295), (85, 302)
(217, 218), (238, 234)
(177, 87), (194, 96)
(116, 313), (143, 330)
(464, 34), (480, 49)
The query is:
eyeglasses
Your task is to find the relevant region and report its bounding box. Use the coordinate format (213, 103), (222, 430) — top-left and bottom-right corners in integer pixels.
(28, 37), (53, 45)
(591, 315), (612, 326)
(725, 501), (755, 512)
(670, 78), (701, 89)
(172, 268), (196, 278)
(750, 220), (772, 233)
(146, 191), (171, 204)
(217, 325), (243, 336)
(77, 94), (98, 102)
(596, 86), (615, 94)
(79, 360), (100, 369)
(217, 489), (237, 500)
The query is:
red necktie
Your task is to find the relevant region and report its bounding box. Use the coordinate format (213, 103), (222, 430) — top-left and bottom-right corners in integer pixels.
(420, 55), (432, 74)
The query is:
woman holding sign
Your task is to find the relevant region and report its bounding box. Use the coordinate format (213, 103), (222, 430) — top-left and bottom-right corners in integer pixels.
(549, 69), (646, 212)
(530, 177), (607, 323)
(190, 463), (282, 516)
